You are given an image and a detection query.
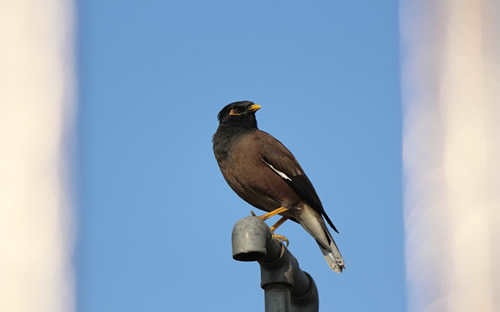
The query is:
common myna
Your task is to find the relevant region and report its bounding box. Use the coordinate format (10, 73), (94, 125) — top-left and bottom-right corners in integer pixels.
(213, 100), (345, 272)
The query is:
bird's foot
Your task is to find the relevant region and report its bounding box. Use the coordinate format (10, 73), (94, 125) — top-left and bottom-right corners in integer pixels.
(250, 210), (257, 216)
(272, 234), (289, 247)
(257, 207), (288, 221)
(270, 216), (288, 232)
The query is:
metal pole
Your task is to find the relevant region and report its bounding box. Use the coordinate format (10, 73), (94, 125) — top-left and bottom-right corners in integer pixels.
(232, 216), (319, 312)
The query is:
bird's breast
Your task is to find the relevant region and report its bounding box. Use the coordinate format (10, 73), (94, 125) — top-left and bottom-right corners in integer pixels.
(218, 135), (302, 212)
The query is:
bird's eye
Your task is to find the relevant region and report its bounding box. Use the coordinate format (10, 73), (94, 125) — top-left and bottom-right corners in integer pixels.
(229, 107), (243, 116)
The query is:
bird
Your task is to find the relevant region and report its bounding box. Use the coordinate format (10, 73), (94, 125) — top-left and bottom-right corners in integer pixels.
(212, 100), (345, 272)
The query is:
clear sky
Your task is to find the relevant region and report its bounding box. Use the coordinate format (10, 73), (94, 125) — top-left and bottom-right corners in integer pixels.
(76, 1), (404, 311)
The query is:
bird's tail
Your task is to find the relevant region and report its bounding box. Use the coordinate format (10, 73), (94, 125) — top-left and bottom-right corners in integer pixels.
(317, 230), (345, 273)
(298, 204), (345, 273)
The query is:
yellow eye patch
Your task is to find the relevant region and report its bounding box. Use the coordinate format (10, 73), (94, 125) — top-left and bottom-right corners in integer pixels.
(229, 104), (261, 116)
(229, 108), (240, 116)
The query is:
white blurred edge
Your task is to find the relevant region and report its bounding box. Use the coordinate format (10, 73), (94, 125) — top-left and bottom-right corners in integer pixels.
(401, 1), (499, 312)
(0, 1), (75, 312)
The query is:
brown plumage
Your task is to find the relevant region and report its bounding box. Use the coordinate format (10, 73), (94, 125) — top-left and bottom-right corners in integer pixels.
(213, 100), (345, 272)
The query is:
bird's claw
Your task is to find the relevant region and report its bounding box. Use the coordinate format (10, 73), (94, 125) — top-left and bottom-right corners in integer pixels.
(250, 210), (257, 216)
(272, 234), (289, 247)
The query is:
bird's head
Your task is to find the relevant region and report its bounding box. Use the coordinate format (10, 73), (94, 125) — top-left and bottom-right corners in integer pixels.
(217, 101), (262, 128)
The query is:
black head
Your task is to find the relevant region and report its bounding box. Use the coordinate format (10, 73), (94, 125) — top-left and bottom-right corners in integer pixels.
(217, 100), (261, 128)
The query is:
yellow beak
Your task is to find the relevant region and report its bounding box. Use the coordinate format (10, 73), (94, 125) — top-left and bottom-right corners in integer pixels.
(248, 104), (262, 112)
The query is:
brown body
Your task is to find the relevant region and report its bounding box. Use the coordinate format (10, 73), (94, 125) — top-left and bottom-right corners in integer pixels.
(216, 130), (302, 216)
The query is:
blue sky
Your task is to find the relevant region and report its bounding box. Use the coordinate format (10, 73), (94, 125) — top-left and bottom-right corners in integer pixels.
(76, 1), (404, 311)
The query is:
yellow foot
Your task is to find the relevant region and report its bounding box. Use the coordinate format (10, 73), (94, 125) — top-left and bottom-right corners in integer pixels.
(270, 216), (288, 233)
(257, 207), (288, 221)
(272, 234), (289, 247)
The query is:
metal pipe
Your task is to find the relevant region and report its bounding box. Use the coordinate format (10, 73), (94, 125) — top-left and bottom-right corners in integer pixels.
(232, 216), (319, 312)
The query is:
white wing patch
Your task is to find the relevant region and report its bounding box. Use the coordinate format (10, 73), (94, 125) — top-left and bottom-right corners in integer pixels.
(262, 159), (292, 181)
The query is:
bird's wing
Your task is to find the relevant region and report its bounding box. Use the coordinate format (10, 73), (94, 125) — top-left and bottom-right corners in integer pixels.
(257, 131), (339, 233)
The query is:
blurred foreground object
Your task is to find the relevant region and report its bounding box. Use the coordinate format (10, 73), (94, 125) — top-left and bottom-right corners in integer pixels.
(401, 1), (500, 311)
(0, 1), (75, 312)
